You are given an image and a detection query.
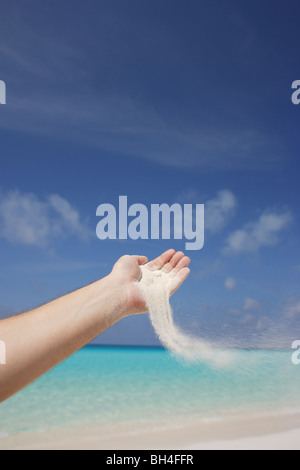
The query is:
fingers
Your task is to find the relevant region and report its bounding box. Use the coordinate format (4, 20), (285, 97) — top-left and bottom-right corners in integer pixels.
(162, 251), (184, 273)
(132, 255), (148, 265)
(170, 267), (191, 295)
(147, 249), (175, 270)
(170, 255), (191, 276)
(141, 249), (191, 296)
(148, 250), (190, 275)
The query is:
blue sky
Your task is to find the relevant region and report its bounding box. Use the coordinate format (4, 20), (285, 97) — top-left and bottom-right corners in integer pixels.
(0, 0), (299, 347)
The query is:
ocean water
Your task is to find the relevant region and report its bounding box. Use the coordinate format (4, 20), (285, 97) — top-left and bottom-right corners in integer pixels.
(0, 346), (299, 437)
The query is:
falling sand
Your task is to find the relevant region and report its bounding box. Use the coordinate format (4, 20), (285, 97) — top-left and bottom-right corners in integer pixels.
(138, 265), (233, 366)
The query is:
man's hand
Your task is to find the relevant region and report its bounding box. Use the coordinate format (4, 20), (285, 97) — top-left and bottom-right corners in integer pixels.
(0, 249), (190, 402)
(111, 249), (190, 316)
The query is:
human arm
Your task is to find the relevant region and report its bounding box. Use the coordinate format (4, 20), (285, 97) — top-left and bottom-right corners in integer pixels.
(0, 250), (190, 402)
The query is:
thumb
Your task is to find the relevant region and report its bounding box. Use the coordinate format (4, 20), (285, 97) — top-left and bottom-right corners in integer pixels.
(132, 255), (148, 265)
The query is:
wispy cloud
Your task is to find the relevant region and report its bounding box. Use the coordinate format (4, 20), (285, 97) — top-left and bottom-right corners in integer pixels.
(205, 190), (237, 233)
(240, 313), (255, 325)
(243, 297), (262, 312)
(0, 93), (284, 171)
(256, 316), (271, 331)
(48, 195), (89, 240)
(284, 298), (300, 319)
(225, 277), (236, 291)
(196, 258), (224, 281)
(228, 296), (262, 317)
(15, 260), (108, 274)
(176, 188), (237, 235)
(0, 190), (91, 247)
(0, 4), (286, 171)
(223, 209), (293, 255)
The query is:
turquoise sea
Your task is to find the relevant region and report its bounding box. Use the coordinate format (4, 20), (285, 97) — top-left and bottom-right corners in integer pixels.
(0, 346), (299, 438)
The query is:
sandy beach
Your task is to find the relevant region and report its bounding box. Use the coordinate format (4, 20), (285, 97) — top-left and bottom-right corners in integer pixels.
(1, 411), (299, 450)
(1, 346), (299, 451)
(184, 428), (300, 450)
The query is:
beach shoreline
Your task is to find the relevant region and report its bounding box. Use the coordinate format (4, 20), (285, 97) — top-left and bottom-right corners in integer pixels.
(1, 410), (299, 450)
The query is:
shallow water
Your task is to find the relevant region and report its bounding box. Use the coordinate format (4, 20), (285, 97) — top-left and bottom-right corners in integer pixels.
(0, 346), (299, 436)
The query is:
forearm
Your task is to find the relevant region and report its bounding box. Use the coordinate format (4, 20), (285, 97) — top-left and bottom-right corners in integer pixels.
(0, 274), (126, 402)
(0, 250), (190, 403)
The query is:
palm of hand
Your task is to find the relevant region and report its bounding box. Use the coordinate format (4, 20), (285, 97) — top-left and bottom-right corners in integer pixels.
(112, 250), (190, 316)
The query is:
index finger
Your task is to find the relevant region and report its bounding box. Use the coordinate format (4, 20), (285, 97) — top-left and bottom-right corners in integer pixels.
(147, 249), (176, 270)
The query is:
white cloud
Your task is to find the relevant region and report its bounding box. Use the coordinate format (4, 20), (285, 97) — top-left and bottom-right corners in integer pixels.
(205, 190), (237, 233)
(228, 297), (261, 318)
(256, 316), (270, 330)
(243, 297), (262, 312)
(48, 194), (89, 240)
(0, 190), (90, 247)
(284, 299), (300, 319)
(225, 277), (236, 291)
(240, 313), (255, 325)
(228, 308), (241, 316)
(223, 209), (293, 254)
(172, 189), (237, 246)
(176, 189), (237, 236)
